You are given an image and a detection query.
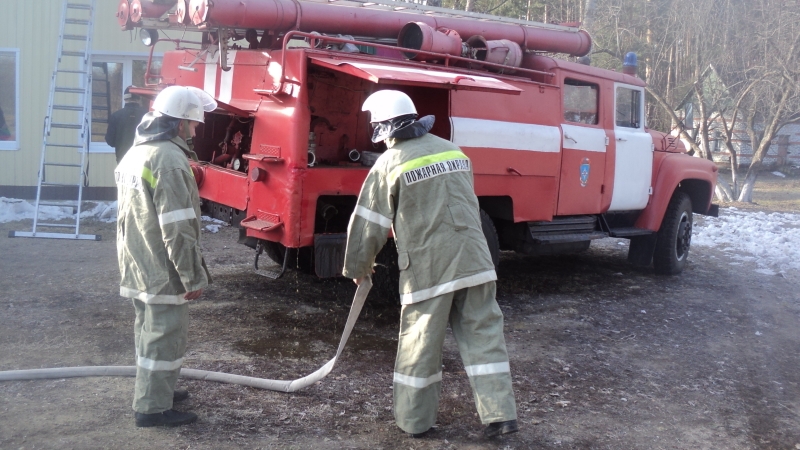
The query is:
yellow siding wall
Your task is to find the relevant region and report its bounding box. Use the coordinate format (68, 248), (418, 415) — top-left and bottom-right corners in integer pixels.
(0, 0), (158, 192)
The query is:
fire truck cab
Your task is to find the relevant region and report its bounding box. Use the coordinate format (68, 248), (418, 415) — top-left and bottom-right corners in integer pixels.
(119, 0), (718, 281)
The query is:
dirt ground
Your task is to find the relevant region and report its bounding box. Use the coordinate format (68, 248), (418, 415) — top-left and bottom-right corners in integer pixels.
(2, 174), (800, 449)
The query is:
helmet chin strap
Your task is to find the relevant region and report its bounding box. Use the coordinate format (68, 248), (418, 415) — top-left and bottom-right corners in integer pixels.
(178, 120), (190, 140)
(179, 120), (195, 150)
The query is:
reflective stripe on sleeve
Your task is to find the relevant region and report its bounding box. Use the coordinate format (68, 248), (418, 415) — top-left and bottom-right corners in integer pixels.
(137, 355), (184, 372)
(120, 287), (187, 305)
(158, 207), (197, 226)
(393, 371), (442, 389)
(355, 205), (392, 228)
(464, 361), (510, 377)
(400, 269), (497, 305)
(141, 167), (157, 189)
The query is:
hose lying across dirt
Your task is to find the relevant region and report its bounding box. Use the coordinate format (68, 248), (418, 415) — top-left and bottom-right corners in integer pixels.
(0, 279), (371, 393)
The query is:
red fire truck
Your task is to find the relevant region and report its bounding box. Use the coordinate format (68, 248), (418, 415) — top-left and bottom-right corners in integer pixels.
(118, 0), (718, 281)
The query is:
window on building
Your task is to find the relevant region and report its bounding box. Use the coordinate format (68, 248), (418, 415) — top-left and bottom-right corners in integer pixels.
(90, 55), (161, 152)
(564, 79), (599, 125)
(615, 86), (642, 128)
(0, 49), (20, 150)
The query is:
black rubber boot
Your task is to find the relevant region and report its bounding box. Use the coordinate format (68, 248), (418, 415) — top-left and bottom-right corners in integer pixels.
(408, 428), (432, 438)
(173, 389), (189, 402)
(484, 419), (519, 437)
(135, 409), (198, 428)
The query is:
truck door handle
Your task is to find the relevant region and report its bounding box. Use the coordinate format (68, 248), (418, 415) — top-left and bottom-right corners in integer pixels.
(616, 137), (627, 142)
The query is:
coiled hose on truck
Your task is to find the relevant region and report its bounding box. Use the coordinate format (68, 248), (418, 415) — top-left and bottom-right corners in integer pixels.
(0, 279), (371, 392)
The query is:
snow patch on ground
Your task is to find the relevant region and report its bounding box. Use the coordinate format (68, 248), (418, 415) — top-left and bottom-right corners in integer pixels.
(693, 207), (800, 275)
(0, 197), (117, 224)
(204, 224), (222, 233)
(201, 215), (228, 225)
(201, 215), (228, 234)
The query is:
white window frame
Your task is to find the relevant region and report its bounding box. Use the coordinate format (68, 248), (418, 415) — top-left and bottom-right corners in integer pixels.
(614, 85), (646, 130)
(0, 48), (20, 151)
(88, 51), (161, 153)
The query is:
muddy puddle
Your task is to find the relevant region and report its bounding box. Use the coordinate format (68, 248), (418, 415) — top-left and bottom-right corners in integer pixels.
(233, 305), (397, 359)
(234, 329), (397, 359)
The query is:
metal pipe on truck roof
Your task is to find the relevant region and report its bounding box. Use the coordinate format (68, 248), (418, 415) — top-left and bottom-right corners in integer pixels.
(398, 23), (464, 61)
(130, 0), (177, 22)
(186, 0), (592, 57)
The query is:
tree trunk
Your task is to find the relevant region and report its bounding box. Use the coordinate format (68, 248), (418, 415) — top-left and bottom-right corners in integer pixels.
(729, 148), (739, 198)
(666, 44), (674, 110)
(715, 181), (734, 202)
(737, 163), (760, 202)
(695, 93), (711, 160)
(737, 78), (792, 202)
(583, 0), (597, 30)
(464, 0), (472, 12)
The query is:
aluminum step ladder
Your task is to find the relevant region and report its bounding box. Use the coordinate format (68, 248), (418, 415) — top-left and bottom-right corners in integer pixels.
(10, 0), (101, 240)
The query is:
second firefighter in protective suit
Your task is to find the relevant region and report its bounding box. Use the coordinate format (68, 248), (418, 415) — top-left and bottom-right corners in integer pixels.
(343, 90), (518, 437)
(116, 85), (217, 428)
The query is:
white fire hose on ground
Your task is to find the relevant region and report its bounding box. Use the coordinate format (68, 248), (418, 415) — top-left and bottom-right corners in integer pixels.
(0, 279), (372, 393)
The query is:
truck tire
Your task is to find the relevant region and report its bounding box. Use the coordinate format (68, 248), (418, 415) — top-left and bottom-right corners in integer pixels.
(480, 209), (500, 271)
(653, 191), (693, 275)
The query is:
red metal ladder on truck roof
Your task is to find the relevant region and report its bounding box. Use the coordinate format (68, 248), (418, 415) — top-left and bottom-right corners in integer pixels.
(10, 0), (100, 241)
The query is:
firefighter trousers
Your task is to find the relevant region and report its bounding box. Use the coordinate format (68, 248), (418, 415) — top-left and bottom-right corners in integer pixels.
(132, 299), (189, 414)
(393, 281), (517, 434)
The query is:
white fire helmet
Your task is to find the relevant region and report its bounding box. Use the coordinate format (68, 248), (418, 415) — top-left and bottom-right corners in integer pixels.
(361, 90), (417, 124)
(152, 86), (218, 123)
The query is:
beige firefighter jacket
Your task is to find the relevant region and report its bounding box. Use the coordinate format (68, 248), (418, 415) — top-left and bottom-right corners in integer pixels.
(343, 132), (496, 305)
(115, 136), (210, 305)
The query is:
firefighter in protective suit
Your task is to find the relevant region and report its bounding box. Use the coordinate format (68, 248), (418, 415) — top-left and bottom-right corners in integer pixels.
(115, 85), (216, 427)
(343, 90), (518, 438)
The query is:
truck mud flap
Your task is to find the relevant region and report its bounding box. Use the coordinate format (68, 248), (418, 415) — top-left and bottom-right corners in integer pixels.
(315, 233), (346, 278)
(705, 204), (720, 217)
(628, 234), (658, 267)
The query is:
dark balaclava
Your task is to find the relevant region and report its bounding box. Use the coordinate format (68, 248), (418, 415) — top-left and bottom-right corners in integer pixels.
(371, 114), (436, 143)
(133, 112), (181, 146)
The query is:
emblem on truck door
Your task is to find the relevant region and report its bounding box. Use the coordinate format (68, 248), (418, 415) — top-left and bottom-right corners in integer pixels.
(580, 158), (591, 187)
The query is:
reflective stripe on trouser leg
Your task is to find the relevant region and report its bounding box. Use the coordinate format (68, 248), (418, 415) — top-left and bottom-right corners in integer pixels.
(449, 281), (517, 424)
(132, 299), (189, 414)
(393, 293), (453, 434)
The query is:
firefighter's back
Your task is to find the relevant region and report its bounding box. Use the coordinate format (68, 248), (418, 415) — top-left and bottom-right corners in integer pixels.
(382, 133), (495, 303)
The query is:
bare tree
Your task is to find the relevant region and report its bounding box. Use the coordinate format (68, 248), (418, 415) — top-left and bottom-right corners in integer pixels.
(590, 0), (800, 203)
(728, 1), (800, 202)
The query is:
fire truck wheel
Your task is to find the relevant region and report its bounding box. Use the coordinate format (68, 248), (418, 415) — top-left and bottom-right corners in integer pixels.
(480, 209), (500, 271)
(653, 191), (693, 275)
